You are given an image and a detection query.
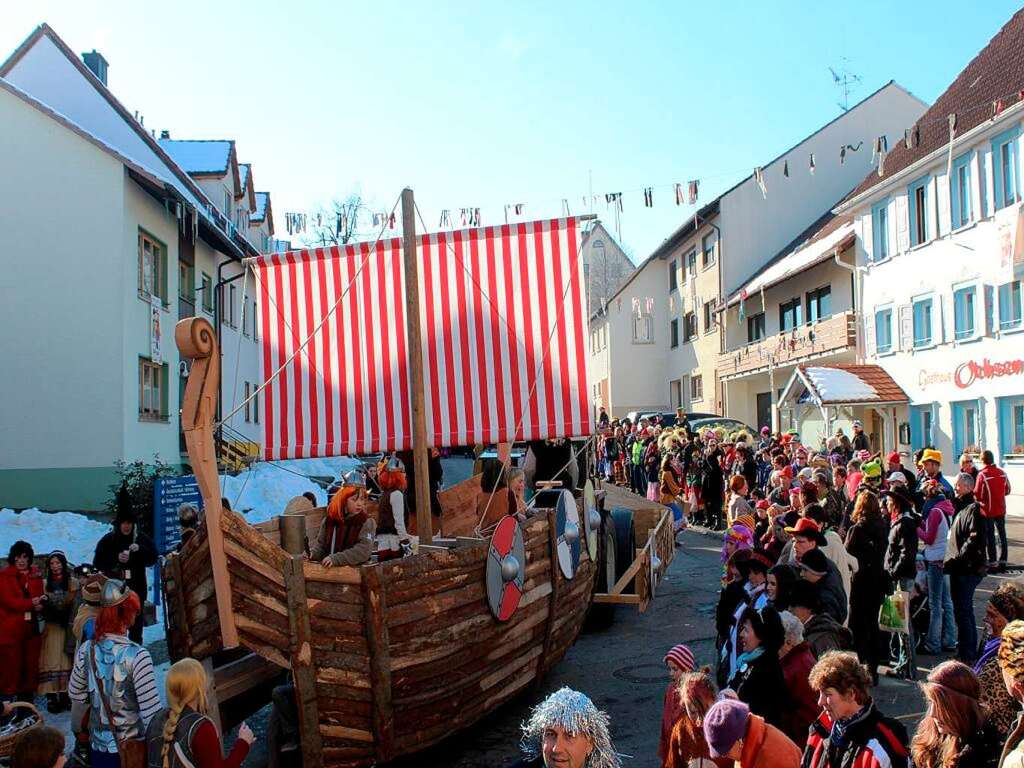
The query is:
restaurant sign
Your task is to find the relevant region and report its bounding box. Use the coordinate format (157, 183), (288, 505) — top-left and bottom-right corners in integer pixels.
(921, 357), (1024, 390)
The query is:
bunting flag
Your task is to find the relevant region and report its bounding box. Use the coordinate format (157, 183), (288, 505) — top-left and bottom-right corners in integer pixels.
(783, 160), (789, 178)
(254, 217), (592, 458)
(605, 192), (623, 211)
(688, 180), (699, 205)
(753, 167), (767, 199)
(674, 183), (684, 205)
(643, 187), (653, 207)
(809, 153), (816, 175)
(875, 135), (889, 177)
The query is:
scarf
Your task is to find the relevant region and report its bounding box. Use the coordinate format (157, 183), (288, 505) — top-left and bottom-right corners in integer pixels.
(975, 636), (1002, 674)
(734, 645), (764, 673)
(830, 702), (872, 748)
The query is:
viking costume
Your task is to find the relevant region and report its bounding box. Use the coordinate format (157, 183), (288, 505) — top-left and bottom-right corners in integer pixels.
(516, 687), (622, 768)
(376, 455), (414, 561)
(310, 471), (376, 567)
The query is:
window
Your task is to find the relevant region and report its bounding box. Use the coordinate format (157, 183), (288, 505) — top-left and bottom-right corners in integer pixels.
(244, 382), (252, 422)
(632, 312), (653, 343)
(875, 308), (893, 354)
(137, 231), (166, 301)
(912, 297), (933, 348)
(201, 273), (213, 313)
(779, 298), (802, 332)
(139, 358), (167, 421)
(908, 176), (930, 246)
(670, 318), (679, 348)
(223, 188), (232, 217)
(228, 284), (237, 328)
(253, 387), (259, 424)
(690, 375), (703, 402)
(669, 260), (678, 293)
(993, 128), (1020, 210)
(683, 311), (697, 342)
(871, 200), (889, 261)
(685, 249), (697, 280)
(252, 298), (259, 341)
(703, 300), (715, 334)
(805, 285), (831, 323)
(952, 400), (980, 457)
(951, 153), (973, 229)
(747, 312), (765, 343)
(953, 285), (977, 341)
(242, 295), (251, 337)
(178, 262), (194, 303)
(998, 396), (1024, 457)
(701, 234), (715, 268)
(999, 280), (1023, 330)
(670, 379), (682, 408)
(910, 404), (935, 451)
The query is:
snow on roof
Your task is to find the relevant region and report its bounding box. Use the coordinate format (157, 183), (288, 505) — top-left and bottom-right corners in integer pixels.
(805, 367), (877, 402)
(158, 138), (232, 174)
(728, 219), (854, 304)
(252, 191), (269, 221)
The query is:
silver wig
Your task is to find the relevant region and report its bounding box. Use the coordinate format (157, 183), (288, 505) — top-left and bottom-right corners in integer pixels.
(520, 687), (622, 768)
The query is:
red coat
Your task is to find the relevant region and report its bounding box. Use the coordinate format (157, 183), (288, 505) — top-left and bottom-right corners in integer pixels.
(0, 564), (44, 643)
(976, 464), (1011, 519)
(780, 642), (819, 745)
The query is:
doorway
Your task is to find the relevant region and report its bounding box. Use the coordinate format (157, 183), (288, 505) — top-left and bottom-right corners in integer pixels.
(756, 392), (772, 433)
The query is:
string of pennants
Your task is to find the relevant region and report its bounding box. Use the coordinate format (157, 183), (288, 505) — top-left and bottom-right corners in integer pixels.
(279, 84), (1024, 236)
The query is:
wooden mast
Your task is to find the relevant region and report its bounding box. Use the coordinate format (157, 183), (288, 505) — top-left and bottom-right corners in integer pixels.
(401, 187), (433, 544)
(175, 316), (239, 648)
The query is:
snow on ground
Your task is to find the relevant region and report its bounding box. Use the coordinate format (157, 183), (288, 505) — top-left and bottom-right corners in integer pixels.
(0, 508), (109, 565)
(221, 456), (359, 523)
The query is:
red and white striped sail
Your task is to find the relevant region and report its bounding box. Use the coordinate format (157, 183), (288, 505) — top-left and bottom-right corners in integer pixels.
(254, 217), (592, 460)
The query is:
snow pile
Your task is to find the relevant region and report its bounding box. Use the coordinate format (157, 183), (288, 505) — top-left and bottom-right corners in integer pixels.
(805, 367), (878, 402)
(220, 456), (360, 524)
(0, 508), (110, 565)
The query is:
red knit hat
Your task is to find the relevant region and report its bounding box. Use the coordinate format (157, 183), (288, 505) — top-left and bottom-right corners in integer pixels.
(664, 644), (696, 672)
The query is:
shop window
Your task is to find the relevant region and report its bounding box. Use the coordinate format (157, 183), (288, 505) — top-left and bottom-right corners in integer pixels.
(997, 396), (1024, 458)
(912, 297), (933, 348)
(875, 308), (893, 354)
(747, 312), (765, 343)
(999, 280), (1022, 331)
(952, 400), (981, 458)
(953, 285), (977, 340)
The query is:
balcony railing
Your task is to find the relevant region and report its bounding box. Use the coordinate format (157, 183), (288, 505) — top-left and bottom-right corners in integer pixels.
(718, 310), (857, 378)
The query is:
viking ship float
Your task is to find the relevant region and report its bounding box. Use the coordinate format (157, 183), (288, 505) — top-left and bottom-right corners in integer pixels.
(161, 190), (674, 766)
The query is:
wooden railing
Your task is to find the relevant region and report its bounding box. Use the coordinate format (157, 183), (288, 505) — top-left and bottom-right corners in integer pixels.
(718, 310), (857, 378)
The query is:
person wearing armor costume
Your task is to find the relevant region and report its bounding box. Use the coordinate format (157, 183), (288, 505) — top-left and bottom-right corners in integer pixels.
(309, 469), (376, 568)
(67, 580), (160, 768)
(375, 455), (415, 561)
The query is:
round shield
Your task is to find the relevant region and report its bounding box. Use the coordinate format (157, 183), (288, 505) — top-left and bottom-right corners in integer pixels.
(582, 480), (599, 558)
(486, 516), (526, 622)
(555, 489), (581, 580)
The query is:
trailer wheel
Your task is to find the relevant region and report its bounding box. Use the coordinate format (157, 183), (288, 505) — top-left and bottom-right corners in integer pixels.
(586, 509), (618, 629)
(610, 508), (636, 590)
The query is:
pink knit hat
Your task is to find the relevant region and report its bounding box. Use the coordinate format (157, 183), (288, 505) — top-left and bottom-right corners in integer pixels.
(663, 644), (696, 672)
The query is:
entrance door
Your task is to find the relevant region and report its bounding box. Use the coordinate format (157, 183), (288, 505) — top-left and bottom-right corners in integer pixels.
(756, 392), (772, 433)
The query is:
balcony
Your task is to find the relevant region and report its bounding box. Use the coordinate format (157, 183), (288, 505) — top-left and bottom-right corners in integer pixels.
(718, 310), (857, 379)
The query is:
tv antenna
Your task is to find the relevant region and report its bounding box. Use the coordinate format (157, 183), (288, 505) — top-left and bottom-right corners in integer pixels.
(829, 60), (862, 112)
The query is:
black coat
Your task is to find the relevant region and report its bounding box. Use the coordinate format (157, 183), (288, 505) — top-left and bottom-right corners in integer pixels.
(729, 651), (788, 728)
(846, 516), (890, 599)
(852, 431), (870, 452)
(885, 511), (920, 582)
(701, 450), (724, 500)
(93, 526), (158, 600)
(944, 494), (988, 577)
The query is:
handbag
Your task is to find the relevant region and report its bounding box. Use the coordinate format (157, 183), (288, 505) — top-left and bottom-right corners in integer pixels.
(878, 589), (910, 634)
(88, 641), (146, 768)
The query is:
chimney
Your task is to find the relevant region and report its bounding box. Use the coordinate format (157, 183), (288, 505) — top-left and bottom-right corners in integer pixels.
(81, 50), (108, 86)
(160, 130), (170, 140)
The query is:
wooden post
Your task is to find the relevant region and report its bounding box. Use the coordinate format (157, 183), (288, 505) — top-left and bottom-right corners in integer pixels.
(283, 556), (323, 765)
(166, 554), (192, 659)
(402, 187), (433, 544)
(362, 565), (395, 762)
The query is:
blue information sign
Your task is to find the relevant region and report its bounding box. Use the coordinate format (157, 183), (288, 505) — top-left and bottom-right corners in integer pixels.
(153, 476), (203, 607)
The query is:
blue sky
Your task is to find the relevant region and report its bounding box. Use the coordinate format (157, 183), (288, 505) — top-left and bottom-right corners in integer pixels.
(4, 1), (1023, 260)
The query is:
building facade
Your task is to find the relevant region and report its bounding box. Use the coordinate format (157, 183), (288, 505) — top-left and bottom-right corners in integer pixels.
(590, 82), (927, 419)
(0, 25), (273, 509)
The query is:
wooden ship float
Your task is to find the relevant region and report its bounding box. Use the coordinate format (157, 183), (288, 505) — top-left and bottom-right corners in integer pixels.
(160, 192), (675, 767)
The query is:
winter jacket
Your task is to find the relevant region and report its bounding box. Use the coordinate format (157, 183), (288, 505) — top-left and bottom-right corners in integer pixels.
(0, 564), (44, 643)
(885, 511), (919, 582)
(813, 558), (849, 625)
(944, 494), (988, 577)
(780, 642), (819, 745)
(802, 613), (854, 659)
(919, 498), (953, 562)
(729, 650), (788, 729)
(93, 526), (158, 602)
(310, 515), (377, 567)
(740, 456), (758, 495)
(845, 517), (890, 600)
(660, 469), (683, 505)
(737, 714), (802, 768)
(976, 464), (1011, 519)
(701, 450), (725, 501)
(801, 703), (909, 768)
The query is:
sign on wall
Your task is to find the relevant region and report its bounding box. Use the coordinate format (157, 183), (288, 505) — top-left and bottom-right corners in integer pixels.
(150, 294), (162, 364)
(919, 357), (1024, 391)
(153, 475), (202, 554)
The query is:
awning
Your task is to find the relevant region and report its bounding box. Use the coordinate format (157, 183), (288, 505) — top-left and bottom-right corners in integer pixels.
(779, 364), (909, 408)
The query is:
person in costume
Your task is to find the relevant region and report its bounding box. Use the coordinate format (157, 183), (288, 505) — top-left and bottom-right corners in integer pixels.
(515, 687), (621, 768)
(375, 455), (414, 561)
(38, 550), (78, 713)
(309, 469), (376, 568)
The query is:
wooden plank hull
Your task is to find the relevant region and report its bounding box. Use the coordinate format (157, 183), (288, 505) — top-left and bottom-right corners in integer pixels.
(164, 492), (596, 767)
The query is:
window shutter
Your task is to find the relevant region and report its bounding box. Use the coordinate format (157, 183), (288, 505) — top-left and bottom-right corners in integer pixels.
(863, 312), (875, 357)
(895, 196), (910, 252)
(862, 213), (874, 262)
(936, 173), (951, 236)
(939, 293), (952, 344)
(984, 284), (996, 336)
(898, 304), (913, 350)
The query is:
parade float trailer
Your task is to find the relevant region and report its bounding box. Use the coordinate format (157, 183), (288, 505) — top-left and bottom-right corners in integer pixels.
(160, 191), (674, 767)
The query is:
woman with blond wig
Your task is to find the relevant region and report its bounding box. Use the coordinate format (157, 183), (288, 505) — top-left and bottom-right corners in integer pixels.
(145, 658), (254, 768)
(910, 660), (999, 768)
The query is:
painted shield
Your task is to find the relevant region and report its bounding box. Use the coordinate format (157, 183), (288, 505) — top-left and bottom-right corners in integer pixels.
(556, 489), (581, 579)
(486, 516), (526, 622)
(582, 480), (599, 558)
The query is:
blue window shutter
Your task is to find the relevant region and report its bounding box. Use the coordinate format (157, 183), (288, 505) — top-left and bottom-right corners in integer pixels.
(952, 402), (964, 457)
(910, 406), (923, 449)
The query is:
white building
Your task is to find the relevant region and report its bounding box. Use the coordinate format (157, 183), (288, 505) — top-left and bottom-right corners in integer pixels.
(0, 24), (272, 509)
(589, 82), (927, 419)
(579, 222), (635, 315)
(836, 7), (1024, 488)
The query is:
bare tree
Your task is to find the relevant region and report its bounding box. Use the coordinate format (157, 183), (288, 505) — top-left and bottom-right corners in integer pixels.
(302, 193), (364, 247)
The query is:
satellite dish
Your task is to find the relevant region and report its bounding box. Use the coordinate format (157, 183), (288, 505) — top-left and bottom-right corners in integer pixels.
(582, 480), (599, 558)
(486, 516), (525, 622)
(555, 489), (580, 580)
